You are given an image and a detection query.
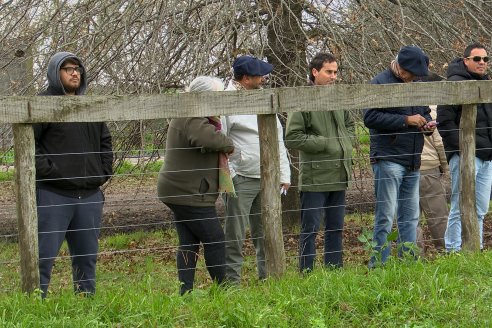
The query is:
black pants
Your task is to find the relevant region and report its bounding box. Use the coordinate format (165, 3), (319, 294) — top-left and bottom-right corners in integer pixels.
(166, 203), (225, 295)
(299, 191), (345, 271)
(37, 188), (103, 297)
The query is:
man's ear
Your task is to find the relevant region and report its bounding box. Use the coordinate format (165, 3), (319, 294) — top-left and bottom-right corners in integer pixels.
(312, 68), (319, 78)
(240, 75), (250, 85)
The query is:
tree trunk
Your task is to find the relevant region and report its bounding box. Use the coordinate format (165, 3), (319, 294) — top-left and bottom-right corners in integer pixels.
(263, 0), (307, 227)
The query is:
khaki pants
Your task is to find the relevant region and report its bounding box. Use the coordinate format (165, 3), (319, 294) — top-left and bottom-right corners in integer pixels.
(223, 175), (265, 284)
(417, 167), (448, 250)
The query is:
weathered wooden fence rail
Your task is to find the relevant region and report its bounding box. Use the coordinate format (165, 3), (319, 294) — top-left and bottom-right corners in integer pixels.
(2, 80), (491, 292)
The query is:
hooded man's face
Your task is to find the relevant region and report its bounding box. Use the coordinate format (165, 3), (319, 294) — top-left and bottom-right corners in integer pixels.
(464, 48), (488, 77)
(60, 60), (82, 94)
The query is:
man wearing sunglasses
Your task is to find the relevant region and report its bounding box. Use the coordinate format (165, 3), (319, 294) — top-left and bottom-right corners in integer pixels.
(437, 43), (492, 252)
(34, 52), (113, 297)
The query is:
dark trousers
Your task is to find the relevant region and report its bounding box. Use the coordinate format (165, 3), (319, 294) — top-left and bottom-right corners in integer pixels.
(299, 191), (345, 272)
(166, 203), (225, 295)
(37, 188), (103, 296)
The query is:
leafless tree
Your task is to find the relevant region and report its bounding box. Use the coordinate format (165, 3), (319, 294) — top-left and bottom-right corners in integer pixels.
(1, 0), (491, 211)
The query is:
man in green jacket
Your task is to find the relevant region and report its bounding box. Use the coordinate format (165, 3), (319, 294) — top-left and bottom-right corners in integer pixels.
(285, 53), (353, 272)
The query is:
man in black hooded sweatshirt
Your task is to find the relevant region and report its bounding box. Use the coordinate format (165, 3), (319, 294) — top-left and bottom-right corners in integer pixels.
(34, 52), (113, 296)
(437, 43), (492, 252)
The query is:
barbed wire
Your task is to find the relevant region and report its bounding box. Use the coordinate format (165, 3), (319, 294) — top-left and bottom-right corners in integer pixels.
(0, 183), (454, 238)
(0, 211), (469, 266)
(6, 125), (492, 163)
(1, 230), (486, 294)
(0, 177), (462, 240)
(3, 127), (491, 294)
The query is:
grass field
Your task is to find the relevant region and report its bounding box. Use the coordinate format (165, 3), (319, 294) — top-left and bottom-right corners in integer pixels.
(0, 133), (485, 327)
(1, 226), (492, 327)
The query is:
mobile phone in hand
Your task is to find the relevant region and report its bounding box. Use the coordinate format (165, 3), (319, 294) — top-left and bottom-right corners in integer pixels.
(424, 120), (438, 129)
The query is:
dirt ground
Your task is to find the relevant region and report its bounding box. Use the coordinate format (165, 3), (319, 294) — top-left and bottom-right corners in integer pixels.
(0, 175), (375, 238)
(2, 173), (492, 257)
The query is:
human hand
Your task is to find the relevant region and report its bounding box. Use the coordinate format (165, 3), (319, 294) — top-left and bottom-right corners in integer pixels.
(406, 114), (428, 128)
(439, 165), (449, 175)
(280, 183), (291, 195)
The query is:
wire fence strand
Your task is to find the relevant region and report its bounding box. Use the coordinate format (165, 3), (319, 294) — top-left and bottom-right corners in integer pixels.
(3, 119), (492, 294)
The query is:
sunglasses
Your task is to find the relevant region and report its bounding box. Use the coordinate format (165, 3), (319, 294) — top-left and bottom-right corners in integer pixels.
(466, 56), (489, 63)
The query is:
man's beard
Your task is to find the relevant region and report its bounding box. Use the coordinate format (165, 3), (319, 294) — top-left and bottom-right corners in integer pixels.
(63, 83), (80, 94)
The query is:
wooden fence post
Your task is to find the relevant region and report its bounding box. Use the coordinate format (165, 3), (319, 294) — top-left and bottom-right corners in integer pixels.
(459, 103), (480, 251)
(12, 123), (39, 293)
(257, 114), (286, 277)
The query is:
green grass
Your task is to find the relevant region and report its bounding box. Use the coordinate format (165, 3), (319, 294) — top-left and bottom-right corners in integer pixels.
(114, 160), (163, 175)
(0, 170), (14, 181)
(353, 123), (371, 159)
(1, 226), (492, 327)
(356, 123), (370, 145)
(0, 159), (163, 182)
(100, 230), (178, 250)
(1, 254), (492, 326)
(1, 150), (14, 166)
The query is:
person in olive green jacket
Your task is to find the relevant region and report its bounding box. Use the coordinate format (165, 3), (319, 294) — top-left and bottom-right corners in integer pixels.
(285, 53), (354, 272)
(157, 76), (234, 295)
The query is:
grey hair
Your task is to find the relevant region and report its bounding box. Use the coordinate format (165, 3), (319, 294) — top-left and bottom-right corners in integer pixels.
(187, 76), (224, 92)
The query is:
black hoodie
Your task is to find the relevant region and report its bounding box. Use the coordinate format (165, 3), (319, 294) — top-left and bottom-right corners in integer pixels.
(34, 52), (113, 198)
(437, 58), (492, 162)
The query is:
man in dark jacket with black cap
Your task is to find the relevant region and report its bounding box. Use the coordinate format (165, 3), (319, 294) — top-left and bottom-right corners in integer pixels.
(364, 46), (434, 266)
(437, 42), (492, 252)
(35, 52), (113, 296)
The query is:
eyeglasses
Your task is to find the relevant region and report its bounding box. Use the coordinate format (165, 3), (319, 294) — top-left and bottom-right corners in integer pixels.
(60, 66), (84, 74)
(466, 56), (489, 63)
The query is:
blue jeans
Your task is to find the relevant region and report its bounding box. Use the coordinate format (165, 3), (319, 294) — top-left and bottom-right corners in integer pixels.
(445, 155), (492, 251)
(370, 161), (420, 266)
(299, 191), (345, 272)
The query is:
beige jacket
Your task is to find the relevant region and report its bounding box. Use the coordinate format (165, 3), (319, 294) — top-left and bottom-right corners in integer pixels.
(420, 106), (448, 172)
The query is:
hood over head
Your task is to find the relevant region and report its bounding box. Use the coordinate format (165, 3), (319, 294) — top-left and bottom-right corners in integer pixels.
(46, 52), (87, 95)
(446, 57), (489, 81)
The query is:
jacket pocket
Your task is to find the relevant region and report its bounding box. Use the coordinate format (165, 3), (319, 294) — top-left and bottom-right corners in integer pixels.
(376, 133), (398, 147)
(310, 158), (342, 188)
(311, 159), (340, 170)
(199, 178), (210, 194)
